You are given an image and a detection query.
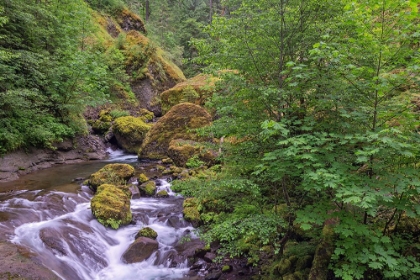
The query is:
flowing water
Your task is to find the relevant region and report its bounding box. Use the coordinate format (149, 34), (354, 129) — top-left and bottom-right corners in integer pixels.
(0, 149), (198, 280)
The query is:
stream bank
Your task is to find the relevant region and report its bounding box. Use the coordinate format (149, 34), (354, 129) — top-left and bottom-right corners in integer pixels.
(0, 135), (108, 183)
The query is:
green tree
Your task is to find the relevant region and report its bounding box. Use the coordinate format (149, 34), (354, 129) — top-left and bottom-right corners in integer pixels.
(0, 0), (109, 153)
(192, 0), (420, 278)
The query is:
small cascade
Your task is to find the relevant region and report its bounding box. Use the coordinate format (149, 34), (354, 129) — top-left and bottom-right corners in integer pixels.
(0, 159), (198, 280)
(105, 147), (138, 162)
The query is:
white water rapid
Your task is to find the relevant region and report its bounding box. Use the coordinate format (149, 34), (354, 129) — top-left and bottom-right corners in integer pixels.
(0, 150), (198, 280)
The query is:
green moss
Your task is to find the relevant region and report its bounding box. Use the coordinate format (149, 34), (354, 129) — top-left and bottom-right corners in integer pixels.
(113, 116), (152, 153)
(135, 227), (158, 240)
(91, 184), (132, 229)
(162, 158), (173, 164)
(92, 119), (112, 134)
(138, 173), (149, 183)
(139, 181), (156, 196)
(88, 163), (135, 191)
(157, 190), (169, 197)
(222, 265), (231, 272)
(183, 206), (200, 224)
(139, 108), (154, 122)
(276, 258), (292, 276)
(139, 103), (212, 160)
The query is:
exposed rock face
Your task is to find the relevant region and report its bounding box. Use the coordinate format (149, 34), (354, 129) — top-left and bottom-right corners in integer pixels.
(118, 8), (147, 34)
(139, 103), (212, 160)
(113, 116), (151, 153)
(121, 237), (159, 263)
(0, 134), (107, 183)
(90, 184), (132, 229)
(87, 163), (135, 192)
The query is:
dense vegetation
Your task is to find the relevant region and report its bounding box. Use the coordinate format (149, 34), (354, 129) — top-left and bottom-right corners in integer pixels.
(0, 0), (110, 153)
(1, 0), (420, 279)
(173, 0), (420, 279)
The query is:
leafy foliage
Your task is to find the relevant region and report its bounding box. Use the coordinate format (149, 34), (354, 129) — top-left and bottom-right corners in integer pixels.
(0, 0), (111, 153)
(190, 0), (420, 278)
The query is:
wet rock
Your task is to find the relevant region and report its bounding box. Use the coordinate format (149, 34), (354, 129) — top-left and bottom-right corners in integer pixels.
(205, 271), (222, 280)
(39, 228), (66, 256)
(122, 237), (159, 264)
(203, 252), (217, 263)
(167, 215), (188, 228)
(129, 185), (140, 199)
(190, 259), (208, 271)
(0, 242), (61, 280)
(174, 238), (207, 264)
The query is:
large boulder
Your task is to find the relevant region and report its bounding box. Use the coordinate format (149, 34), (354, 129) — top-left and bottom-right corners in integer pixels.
(121, 237), (159, 263)
(160, 74), (218, 114)
(112, 116), (151, 153)
(91, 184), (132, 229)
(138, 103), (212, 159)
(87, 163), (135, 192)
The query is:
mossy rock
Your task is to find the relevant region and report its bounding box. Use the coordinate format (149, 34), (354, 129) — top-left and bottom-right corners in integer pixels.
(168, 139), (199, 167)
(135, 227), (158, 240)
(183, 207), (200, 227)
(222, 265), (232, 273)
(138, 103), (212, 160)
(295, 255), (313, 271)
(91, 184), (132, 229)
(160, 74), (219, 114)
(88, 163), (135, 191)
(162, 158), (173, 164)
(138, 173), (149, 184)
(156, 190), (169, 197)
(91, 119), (112, 134)
(139, 108), (154, 122)
(113, 116), (152, 153)
(276, 258), (292, 276)
(139, 181), (157, 196)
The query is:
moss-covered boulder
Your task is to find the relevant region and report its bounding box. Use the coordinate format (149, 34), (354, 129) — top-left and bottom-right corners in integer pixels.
(87, 163), (135, 192)
(112, 116), (152, 153)
(91, 184), (132, 229)
(160, 74), (218, 114)
(135, 227), (158, 240)
(139, 181), (157, 196)
(183, 198), (201, 227)
(138, 103), (212, 160)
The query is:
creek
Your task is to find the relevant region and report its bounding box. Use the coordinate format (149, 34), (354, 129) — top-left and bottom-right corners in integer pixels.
(0, 149), (200, 280)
